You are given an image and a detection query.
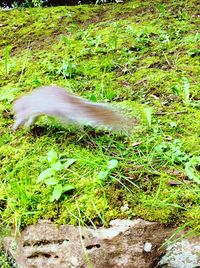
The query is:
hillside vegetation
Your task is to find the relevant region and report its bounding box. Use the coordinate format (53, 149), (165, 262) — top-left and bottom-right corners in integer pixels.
(0, 0), (199, 245)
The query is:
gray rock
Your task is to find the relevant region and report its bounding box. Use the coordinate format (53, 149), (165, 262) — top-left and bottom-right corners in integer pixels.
(157, 238), (200, 268)
(3, 219), (175, 268)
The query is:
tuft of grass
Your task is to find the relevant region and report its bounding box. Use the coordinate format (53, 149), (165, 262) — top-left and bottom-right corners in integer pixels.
(0, 251), (18, 268)
(4, 46), (11, 77)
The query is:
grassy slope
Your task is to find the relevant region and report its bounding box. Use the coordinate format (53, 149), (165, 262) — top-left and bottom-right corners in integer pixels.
(0, 0), (199, 243)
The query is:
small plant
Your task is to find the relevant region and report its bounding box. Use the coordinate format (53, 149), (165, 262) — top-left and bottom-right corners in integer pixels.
(135, 31), (150, 45)
(172, 77), (200, 107)
(159, 32), (170, 46)
(58, 60), (76, 78)
(37, 150), (75, 201)
(82, 30), (95, 47)
(32, 0), (42, 7)
(154, 139), (189, 164)
(172, 77), (190, 105)
(98, 159), (118, 182)
(185, 156), (200, 184)
(81, 30), (103, 54)
(11, 0), (43, 8)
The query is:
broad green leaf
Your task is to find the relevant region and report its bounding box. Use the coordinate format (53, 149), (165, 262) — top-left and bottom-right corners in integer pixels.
(188, 156), (200, 166)
(45, 177), (59, 186)
(144, 107), (153, 127)
(185, 166), (200, 184)
(64, 159), (76, 168)
(185, 156), (200, 184)
(62, 184), (75, 192)
(37, 168), (55, 183)
(51, 184), (63, 201)
(108, 159), (118, 170)
(52, 161), (62, 171)
(98, 170), (109, 180)
(47, 149), (58, 164)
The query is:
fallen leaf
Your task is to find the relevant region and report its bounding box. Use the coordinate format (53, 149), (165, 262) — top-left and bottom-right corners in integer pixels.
(168, 180), (182, 186)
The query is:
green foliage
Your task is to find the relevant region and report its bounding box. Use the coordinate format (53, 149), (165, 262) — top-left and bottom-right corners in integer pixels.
(37, 149), (75, 201)
(98, 159), (118, 182)
(11, 0), (43, 8)
(185, 156), (200, 184)
(32, 0), (42, 7)
(0, 252), (17, 268)
(153, 139), (189, 164)
(58, 60), (77, 78)
(172, 77), (190, 105)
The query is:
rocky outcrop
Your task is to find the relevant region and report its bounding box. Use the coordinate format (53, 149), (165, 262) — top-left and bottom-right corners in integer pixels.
(3, 219), (200, 268)
(3, 219), (174, 268)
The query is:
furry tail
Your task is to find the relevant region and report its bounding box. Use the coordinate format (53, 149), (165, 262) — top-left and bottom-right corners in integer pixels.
(12, 86), (132, 131)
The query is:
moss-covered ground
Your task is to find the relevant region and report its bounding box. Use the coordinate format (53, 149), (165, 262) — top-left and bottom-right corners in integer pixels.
(0, 1), (199, 258)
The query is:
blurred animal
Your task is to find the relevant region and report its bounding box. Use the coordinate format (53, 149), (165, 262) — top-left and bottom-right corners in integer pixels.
(12, 85), (128, 131)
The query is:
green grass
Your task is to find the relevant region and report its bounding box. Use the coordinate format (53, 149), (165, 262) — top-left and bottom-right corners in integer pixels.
(0, 0), (199, 247)
(0, 251), (17, 268)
